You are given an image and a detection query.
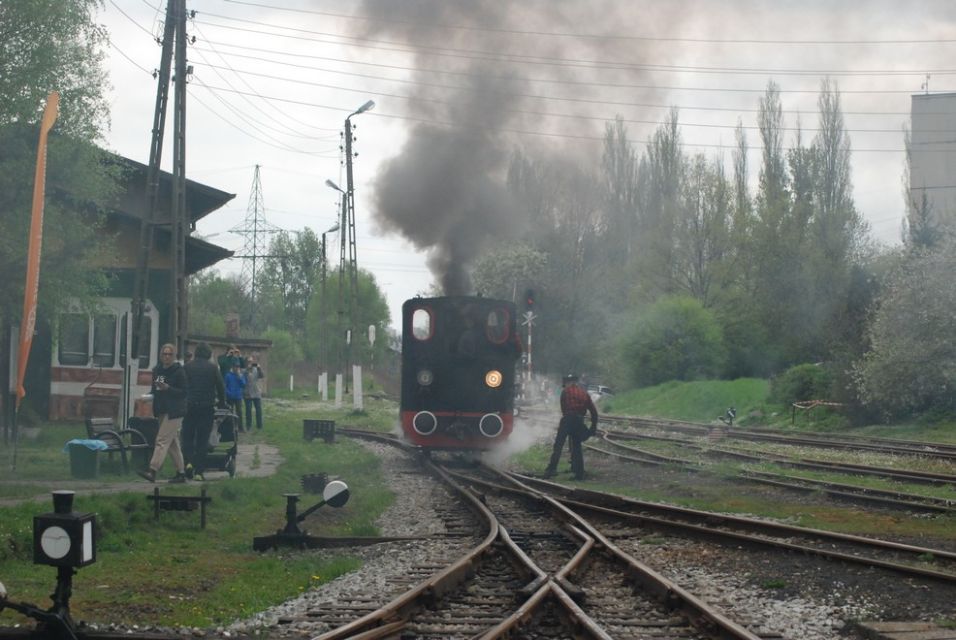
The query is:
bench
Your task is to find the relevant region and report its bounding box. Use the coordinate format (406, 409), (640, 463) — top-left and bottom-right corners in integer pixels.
(85, 417), (151, 473)
(147, 487), (212, 528)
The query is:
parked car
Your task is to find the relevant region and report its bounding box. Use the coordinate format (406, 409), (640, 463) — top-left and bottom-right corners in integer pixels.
(587, 384), (614, 401)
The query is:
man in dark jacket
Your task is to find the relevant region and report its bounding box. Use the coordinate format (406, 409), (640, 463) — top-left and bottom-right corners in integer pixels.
(543, 373), (598, 480)
(182, 342), (226, 479)
(138, 343), (189, 483)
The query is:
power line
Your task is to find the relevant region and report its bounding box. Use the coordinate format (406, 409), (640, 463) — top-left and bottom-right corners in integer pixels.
(190, 75), (340, 153)
(188, 84), (340, 156)
(218, 0), (956, 46)
(195, 82), (942, 153)
(107, 0), (156, 37)
(191, 59), (956, 136)
(193, 15), (956, 92)
(188, 18), (341, 136)
(109, 41), (153, 75)
(193, 41), (934, 119)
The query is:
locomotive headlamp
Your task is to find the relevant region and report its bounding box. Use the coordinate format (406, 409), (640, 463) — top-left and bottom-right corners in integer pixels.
(485, 370), (503, 388)
(416, 369), (434, 386)
(33, 491), (96, 568)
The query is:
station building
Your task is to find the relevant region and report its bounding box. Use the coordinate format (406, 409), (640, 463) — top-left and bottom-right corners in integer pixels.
(15, 153), (236, 421)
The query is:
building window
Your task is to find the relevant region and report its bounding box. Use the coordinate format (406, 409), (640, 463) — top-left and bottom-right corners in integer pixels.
(92, 314), (117, 367)
(58, 314), (90, 366)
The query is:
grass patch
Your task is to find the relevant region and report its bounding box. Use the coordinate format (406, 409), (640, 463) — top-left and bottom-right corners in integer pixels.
(0, 397), (398, 628)
(603, 378), (774, 425)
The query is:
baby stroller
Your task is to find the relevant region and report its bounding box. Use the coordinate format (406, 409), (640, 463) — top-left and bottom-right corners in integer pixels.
(205, 408), (239, 477)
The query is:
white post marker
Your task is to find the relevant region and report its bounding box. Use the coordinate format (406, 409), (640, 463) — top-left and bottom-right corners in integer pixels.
(322, 479), (350, 508)
(352, 365), (363, 411)
(289, 374), (294, 392)
(319, 372), (328, 401)
(334, 373), (343, 408)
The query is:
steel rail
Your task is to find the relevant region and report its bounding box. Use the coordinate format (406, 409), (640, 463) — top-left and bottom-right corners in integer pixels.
(457, 465), (763, 640)
(599, 412), (956, 462)
(593, 434), (956, 513)
(510, 474), (956, 582)
(607, 428), (956, 486)
(308, 458), (500, 640)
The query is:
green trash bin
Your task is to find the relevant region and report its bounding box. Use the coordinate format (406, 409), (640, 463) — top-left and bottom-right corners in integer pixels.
(128, 417), (159, 470)
(69, 443), (100, 479)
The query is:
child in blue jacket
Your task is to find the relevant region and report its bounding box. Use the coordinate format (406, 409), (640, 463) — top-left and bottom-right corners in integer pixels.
(224, 364), (246, 431)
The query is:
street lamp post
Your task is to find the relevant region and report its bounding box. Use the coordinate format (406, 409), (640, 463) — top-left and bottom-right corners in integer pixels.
(330, 99), (374, 396)
(325, 179), (347, 390)
(320, 221), (339, 370)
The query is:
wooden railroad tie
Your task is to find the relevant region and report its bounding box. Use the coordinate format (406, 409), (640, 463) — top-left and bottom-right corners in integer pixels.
(146, 487), (212, 529)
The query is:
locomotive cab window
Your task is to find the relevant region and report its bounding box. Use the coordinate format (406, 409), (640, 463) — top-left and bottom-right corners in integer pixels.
(485, 308), (510, 344)
(411, 307), (433, 341)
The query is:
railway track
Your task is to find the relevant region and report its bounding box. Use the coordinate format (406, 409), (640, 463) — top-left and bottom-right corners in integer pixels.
(599, 414), (956, 463)
(591, 433), (956, 514)
(504, 472), (956, 585)
(326, 428), (765, 639)
(522, 407), (956, 513)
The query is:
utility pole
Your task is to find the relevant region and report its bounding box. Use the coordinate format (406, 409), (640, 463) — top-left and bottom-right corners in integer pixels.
(127, 0), (189, 427)
(169, 0), (189, 358)
(129, 0), (176, 365)
(338, 100), (374, 394)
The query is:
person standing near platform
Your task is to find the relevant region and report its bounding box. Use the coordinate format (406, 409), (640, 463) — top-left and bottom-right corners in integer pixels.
(243, 356), (265, 430)
(182, 342), (226, 479)
(543, 373), (598, 480)
(224, 363), (246, 431)
(138, 343), (188, 483)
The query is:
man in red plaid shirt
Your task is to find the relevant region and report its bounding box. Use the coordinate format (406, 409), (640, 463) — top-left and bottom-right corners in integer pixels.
(543, 374), (598, 480)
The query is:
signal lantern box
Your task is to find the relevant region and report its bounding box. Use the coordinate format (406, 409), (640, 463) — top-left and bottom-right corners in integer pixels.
(33, 491), (96, 568)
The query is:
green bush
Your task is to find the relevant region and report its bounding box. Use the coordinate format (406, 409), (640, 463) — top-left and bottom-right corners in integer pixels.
(261, 327), (302, 384)
(770, 363), (832, 405)
(621, 296), (727, 388)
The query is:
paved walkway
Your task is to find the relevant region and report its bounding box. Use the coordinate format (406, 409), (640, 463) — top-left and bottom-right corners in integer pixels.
(0, 443), (282, 508)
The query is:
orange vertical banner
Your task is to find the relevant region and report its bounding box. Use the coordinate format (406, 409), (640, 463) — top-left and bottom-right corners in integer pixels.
(16, 91), (59, 409)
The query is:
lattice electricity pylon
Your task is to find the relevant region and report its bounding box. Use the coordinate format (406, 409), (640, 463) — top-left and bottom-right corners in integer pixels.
(231, 165), (282, 328)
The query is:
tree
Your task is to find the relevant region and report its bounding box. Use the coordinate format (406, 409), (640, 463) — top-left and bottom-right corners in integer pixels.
(0, 0), (109, 138)
(471, 243), (547, 301)
(620, 296), (726, 388)
(0, 1), (115, 425)
(601, 116), (639, 267)
(257, 229), (323, 337)
(632, 109), (683, 299)
(187, 270), (251, 337)
(854, 242), (956, 418)
(304, 268), (391, 370)
(0, 1), (115, 330)
(902, 128), (944, 249)
(671, 153), (734, 307)
(261, 328), (301, 388)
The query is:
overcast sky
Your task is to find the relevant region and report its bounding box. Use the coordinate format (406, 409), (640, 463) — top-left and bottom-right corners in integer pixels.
(98, 0), (956, 330)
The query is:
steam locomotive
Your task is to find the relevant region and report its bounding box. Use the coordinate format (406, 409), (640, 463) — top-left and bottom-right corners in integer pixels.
(400, 295), (522, 450)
